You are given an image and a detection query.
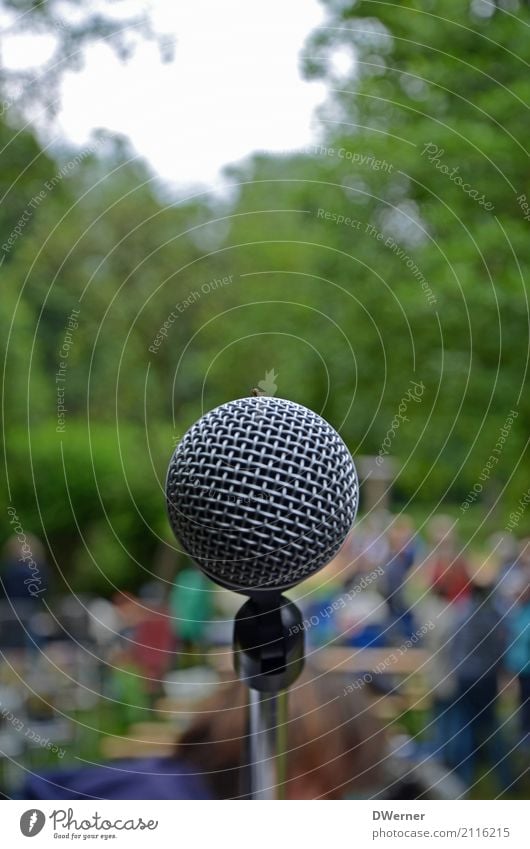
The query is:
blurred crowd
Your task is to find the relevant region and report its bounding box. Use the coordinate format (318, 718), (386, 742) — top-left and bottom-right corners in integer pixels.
(0, 515), (529, 799)
(299, 513), (530, 793)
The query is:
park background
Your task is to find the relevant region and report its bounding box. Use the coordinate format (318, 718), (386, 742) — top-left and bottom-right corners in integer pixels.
(0, 0), (529, 800)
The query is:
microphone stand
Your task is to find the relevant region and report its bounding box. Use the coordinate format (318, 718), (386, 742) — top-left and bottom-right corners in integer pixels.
(233, 596), (304, 800)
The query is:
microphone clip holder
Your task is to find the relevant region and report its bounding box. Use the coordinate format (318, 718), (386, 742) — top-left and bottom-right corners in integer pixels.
(233, 595), (304, 692)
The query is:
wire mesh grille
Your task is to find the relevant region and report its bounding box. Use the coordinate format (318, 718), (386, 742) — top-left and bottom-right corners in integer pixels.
(166, 396), (358, 592)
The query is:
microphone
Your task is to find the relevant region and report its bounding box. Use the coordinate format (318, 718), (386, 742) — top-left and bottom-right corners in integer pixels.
(165, 395), (358, 596)
(165, 396), (358, 798)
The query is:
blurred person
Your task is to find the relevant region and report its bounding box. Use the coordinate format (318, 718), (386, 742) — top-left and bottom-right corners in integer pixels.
(0, 534), (48, 601)
(335, 582), (389, 648)
(505, 556), (530, 749)
(86, 596), (121, 648)
(169, 564), (215, 662)
(418, 580), (459, 767)
(107, 647), (151, 727)
(349, 509), (391, 574)
(0, 534), (49, 650)
(131, 603), (176, 691)
(308, 512), (393, 647)
(113, 591), (144, 638)
(423, 515), (471, 603)
(448, 556), (512, 790)
(491, 533), (522, 615)
(380, 515), (417, 638)
(296, 540), (365, 648)
(297, 537), (353, 608)
(111, 591), (176, 696)
(334, 530), (369, 587)
(22, 669), (384, 800)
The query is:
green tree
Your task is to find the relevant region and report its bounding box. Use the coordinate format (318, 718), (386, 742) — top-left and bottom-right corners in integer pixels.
(298, 0), (529, 510)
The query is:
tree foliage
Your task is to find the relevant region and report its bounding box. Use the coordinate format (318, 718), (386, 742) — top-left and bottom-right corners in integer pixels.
(1, 0), (529, 592)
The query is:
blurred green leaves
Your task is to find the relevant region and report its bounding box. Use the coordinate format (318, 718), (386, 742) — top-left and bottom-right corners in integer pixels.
(2, 0), (530, 592)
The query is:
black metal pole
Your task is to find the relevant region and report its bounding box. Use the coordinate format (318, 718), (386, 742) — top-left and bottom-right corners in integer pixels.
(233, 596), (304, 800)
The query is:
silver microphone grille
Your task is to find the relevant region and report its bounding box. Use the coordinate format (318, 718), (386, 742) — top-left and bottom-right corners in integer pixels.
(166, 396), (358, 594)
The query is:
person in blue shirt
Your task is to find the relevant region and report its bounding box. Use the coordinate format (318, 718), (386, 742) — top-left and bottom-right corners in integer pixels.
(0, 534), (49, 649)
(506, 569), (530, 749)
(447, 561), (513, 791)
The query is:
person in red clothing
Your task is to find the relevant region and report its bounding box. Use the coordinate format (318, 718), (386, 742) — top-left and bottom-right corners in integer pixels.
(112, 590), (176, 694)
(425, 515), (471, 603)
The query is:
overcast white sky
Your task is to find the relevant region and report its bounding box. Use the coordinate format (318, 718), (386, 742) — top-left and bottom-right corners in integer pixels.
(5, 0), (329, 191)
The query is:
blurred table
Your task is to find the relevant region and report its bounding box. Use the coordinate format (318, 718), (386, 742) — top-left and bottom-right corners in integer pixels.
(207, 646), (428, 674)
